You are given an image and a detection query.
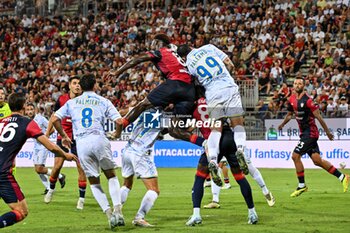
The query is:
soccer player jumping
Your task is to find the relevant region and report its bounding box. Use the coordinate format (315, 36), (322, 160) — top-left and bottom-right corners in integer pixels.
(107, 33), (195, 139)
(177, 44), (249, 185)
(278, 77), (349, 197)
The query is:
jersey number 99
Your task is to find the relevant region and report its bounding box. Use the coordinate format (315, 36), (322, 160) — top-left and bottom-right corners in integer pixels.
(81, 108), (93, 128)
(196, 56), (223, 79)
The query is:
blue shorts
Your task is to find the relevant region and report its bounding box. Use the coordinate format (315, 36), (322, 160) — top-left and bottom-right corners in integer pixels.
(56, 139), (77, 156)
(147, 79), (195, 115)
(0, 173), (25, 204)
(197, 127), (240, 169)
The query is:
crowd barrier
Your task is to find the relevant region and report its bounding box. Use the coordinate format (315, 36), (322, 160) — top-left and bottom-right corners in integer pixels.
(16, 140), (349, 169)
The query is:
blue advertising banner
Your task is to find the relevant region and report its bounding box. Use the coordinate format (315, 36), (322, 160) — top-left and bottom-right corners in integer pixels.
(153, 141), (204, 167)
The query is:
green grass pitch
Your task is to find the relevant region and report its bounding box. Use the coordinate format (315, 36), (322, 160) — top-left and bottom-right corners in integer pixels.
(1, 168), (349, 233)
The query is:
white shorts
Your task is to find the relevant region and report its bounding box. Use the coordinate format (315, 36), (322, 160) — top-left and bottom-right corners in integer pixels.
(76, 135), (117, 177)
(207, 87), (244, 120)
(33, 148), (49, 165)
(121, 146), (158, 179)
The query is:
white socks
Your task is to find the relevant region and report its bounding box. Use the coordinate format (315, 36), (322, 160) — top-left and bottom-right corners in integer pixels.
(39, 174), (49, 189)
(46, 168), (52, 176)
(108, 177), (121, 208)
(208, 131), (222, 162)
(248, 207), (256, 214)
(46, 168), (63, 179)
(248, 163), (269, 195)
(211, 180), (221, 203)
(232, 125), (246, 149)
(193, 207), (200, 217)
(90, 184), (110, 213)
(136, 190), (158, 219)
(120, 186), (131, 204)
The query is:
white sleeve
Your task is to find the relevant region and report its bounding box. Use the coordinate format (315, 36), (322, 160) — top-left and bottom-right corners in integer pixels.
(55, 101), (70, 119)
(42, 115), (49, 128)
(106, 100), (121, 121)
(210, 44), (228, 61)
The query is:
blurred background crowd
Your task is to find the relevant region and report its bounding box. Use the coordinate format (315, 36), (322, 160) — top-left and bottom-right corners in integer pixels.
(0, 0), (349, 119)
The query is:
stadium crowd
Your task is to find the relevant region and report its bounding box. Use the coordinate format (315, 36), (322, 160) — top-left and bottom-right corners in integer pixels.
(0, 0), (349, 119)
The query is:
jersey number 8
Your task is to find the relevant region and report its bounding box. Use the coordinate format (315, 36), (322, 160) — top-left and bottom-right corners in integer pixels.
(81, 108), (93, 128)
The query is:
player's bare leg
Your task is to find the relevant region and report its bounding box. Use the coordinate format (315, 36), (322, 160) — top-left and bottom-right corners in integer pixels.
(120, 176), (134, 204)
(168, 119), (206, 147)
(310, 153), (349, 192)
(115, 98), (153, 138)
(45, 157), (66, 203)
(132, 178), (159, 227)
(34, 165), (60, 194)
(0, 200), (28, 228)
(291, 152), (308, 197)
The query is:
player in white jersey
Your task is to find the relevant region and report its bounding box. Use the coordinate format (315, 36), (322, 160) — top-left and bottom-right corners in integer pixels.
(178, 44), (249, 184)
(49, 74), (125, 230)
(24, 104), (64, 194)
(119, 108), (161, 227)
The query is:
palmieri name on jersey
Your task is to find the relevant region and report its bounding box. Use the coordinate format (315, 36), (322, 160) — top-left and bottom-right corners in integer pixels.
(187, 49), (207, 70)
(75, 98), (101, 105)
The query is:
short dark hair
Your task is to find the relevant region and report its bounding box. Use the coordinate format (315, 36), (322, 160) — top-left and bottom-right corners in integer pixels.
(153, 33), (171, 45)
(80, 74), (96, 91)
(295, 77), (305, 84)
(69, 76), (80, 83)
(8, 93), (26, 111)
(177, 44), (192, 57)
(26, 102), (35, 108)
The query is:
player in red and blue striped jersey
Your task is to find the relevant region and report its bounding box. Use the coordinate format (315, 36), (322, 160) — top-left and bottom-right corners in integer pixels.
(0, 93), (77, 229)
(279, 77), (349, 197)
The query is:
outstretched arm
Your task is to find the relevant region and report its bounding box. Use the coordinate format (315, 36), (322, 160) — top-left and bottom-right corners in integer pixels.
(110, 53), (154, 78)
(223, 57), (235, 73)
(45, 114), (56, 137)
(50, 114), (73, 149)
(36, 135), (77, 162)
(45, 113), (55, 137)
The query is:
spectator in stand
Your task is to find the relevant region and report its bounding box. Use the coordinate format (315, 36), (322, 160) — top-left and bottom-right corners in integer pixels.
(294, 47), (306, 73)
(278, 83), (291, 101)
(0, 0), (348, 122)
(326, 97), (337, 117)
(282, 53), (295, 75)
(258, 71), (271, 95)
(270, 62), (284, 87)
(337, 96), (349, 117)
(312, 25), (325, 54)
